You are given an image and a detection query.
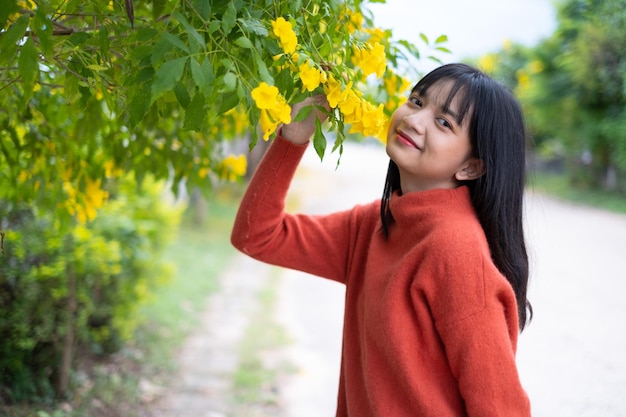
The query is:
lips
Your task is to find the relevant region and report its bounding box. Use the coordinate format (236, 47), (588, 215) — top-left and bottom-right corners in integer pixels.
(396, 130), (420, 150)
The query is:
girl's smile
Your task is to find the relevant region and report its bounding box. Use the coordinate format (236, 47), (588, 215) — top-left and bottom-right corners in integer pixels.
(396, 129), (421, 150)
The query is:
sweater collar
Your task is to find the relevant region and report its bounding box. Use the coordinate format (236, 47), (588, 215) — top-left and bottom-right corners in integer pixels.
(388, 185), (474, 226)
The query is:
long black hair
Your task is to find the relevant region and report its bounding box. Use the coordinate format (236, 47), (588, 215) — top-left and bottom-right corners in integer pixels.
(380, 63), (532, 330)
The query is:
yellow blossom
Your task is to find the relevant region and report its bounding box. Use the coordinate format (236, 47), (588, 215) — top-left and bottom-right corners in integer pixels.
(337, 86), (361, 120)
(271, 17), (298, 54)
(251, 82), (281, 109)
(298, 62), (323, 92)
(352, 42), (386, 78)
(348, 11), (363, 34)
(221, 154), (247, 181)
(478, 54), (496, 74)
(347, 101), (387, 141)
(252, 82), (292, 140)
(365, 27), (388, 44)
(323, 75), (348, 108)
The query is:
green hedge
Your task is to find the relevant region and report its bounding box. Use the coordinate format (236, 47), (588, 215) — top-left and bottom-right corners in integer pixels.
(0, 176), (183, 402)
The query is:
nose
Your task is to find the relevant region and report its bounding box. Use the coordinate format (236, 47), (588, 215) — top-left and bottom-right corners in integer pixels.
(402, 109), (427, 135)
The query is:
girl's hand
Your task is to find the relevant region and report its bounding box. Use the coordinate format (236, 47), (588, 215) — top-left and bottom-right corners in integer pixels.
(281, 94), (330, 145)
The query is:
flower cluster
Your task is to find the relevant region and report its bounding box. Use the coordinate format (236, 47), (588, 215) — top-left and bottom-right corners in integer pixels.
(351, 42), (387, 78)
(298, 61), (326, 92)
(324, 76), (387, 139)
(271, 17), (298, 54)
(251, 82), (292, 140)
(63, 178), (109, 224)
(220, 154), (247, 181)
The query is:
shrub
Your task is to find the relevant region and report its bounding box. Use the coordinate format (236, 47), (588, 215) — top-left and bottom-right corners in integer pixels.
(0, 175), (183, 403)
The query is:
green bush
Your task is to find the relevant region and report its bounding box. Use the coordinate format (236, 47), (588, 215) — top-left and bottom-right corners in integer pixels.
(0, 175), (184, 403)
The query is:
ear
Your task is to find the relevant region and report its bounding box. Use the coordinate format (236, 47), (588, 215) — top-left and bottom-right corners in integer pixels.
(455, 157), (485, 181)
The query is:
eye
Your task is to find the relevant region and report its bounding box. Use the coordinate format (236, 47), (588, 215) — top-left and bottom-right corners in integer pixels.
(408, 95), (423, 107)
(437, 117), (452, 129)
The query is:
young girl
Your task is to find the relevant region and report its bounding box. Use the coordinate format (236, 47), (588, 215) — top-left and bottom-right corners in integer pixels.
(231, 63), (532, 416)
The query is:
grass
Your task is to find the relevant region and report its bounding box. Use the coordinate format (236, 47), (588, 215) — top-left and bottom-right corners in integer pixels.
(528, 171), (626, 214)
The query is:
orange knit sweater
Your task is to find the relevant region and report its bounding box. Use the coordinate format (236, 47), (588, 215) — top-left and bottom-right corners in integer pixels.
(231, 136), (531, 416)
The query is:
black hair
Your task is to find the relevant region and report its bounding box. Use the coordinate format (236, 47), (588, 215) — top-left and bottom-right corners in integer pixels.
(380, 63), (532, 330)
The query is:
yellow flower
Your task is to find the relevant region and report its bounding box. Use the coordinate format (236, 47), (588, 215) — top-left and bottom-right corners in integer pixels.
(478, 54), (496, 74)
(348, 11), (363, 34)
(323, 75), (347, 108)
(352, 42), (386, 78)
(346, 100), (387, 140)
(252, 82), (281, 109)
(365, 27), (388, 44)
(221, 154), (248, 181)
(337, 86), (361, 120)
(271, 17), (298, 54)
(298, 62), (323, 92)
(384, 73), (412, 97)
(252, 82), (292, 140)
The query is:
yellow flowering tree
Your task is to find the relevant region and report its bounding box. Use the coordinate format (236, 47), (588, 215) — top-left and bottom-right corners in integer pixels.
(1, 0), (448, 400)
(0, 0), (446, 226)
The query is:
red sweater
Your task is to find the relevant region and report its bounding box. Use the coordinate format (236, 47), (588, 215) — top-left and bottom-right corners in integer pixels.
(231, 136), (531, 416)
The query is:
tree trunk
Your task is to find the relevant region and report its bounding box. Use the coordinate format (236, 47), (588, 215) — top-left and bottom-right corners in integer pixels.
(57, 262), (76, 398)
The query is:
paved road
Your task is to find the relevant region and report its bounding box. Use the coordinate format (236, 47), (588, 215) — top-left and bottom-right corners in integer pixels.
(276, 141), (626, 417)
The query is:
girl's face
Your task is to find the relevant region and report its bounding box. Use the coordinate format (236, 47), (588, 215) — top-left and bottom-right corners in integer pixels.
(385, 79), (484, 193)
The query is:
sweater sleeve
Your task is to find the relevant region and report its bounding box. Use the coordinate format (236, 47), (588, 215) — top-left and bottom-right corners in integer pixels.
(230, 135), (363, 283)
(421, 227), (531, 417)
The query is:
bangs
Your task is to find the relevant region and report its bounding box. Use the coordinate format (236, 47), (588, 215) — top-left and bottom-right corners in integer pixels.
(411, 69), (480, 127)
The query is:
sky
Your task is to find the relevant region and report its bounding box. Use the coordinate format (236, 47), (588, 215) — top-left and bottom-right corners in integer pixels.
(367, 0), (558, 73)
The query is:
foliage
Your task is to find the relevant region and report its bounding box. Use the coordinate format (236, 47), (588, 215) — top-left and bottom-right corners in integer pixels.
(0, 175), (183, 403)
(0, 0), (445, 224)
(472, 0), (626, 191)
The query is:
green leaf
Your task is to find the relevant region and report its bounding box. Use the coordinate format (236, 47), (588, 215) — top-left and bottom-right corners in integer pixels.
(34, 7), (54, 58)
(190, 58), (215, 97)
(151, 38), (173, 66)
(0, 14), (30, 64)
(218, 92), (239, 114)
(221, 2), (237, 34)
(0, 1), (20, 30)
(313, 118), (326, 161)
(129, 83), (152, 127)
(221, 72), (237, 92)
(435, 34), (448, 44)
(252, 50), (272, 84)
(207, 20), (221, 34)
(293, 105), (313, 122)
(234, 36), (254, 49)
(151, 57), (188, 100)
(173, 82), (191, 108)
(68, 32), (91, 46)
(173, 11), (205, 51)
(183, 93), (206, 131)
(192, 0), (211, 20)
(419, 33), (429, 45)
(190, 58), (206, 88)
(162, 32), (190, 53)
(153, 0), (167, 19)
(99, 24), (110, 58)
(436, 46), (451, 54)
(239, 17), (268, 36)
(18, 37), (38, 88)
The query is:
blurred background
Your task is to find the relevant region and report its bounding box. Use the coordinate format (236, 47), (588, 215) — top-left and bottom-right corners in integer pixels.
(2, 0), (626, 416)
